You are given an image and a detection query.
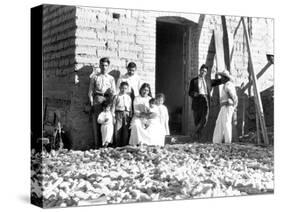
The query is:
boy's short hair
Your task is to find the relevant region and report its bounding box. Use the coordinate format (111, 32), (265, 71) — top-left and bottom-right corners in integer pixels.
(156, 93), (165, 101)
(100, 57), (110, 65)
(120, 81), (129, 88)
(149, 98), (156, 105)
(101, 100), (111, 109)
(199, 64), (208, 71)
(127, 62), (136, 69)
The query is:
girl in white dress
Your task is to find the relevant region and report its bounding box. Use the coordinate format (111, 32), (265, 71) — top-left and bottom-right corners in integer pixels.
(97, 101), (114, 147)
(156, 93), (170, 135)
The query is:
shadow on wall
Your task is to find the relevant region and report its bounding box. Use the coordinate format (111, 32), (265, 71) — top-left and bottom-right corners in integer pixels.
(66, 65), (94, 150)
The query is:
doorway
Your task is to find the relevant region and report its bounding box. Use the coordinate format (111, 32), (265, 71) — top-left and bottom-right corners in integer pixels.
(156, 19), (189, 135)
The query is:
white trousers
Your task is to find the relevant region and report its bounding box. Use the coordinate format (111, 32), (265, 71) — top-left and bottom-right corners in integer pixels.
(101, 124), (113, 145)
(212, 105), (234, 144)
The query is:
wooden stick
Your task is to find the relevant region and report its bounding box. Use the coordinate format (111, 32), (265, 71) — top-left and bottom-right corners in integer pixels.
(256, 111), (261, 145)
(241, 84), (246, 136)
(241, 18), (269, 145)
(241, 61), (273, 93)
(229, 17), (243, 66)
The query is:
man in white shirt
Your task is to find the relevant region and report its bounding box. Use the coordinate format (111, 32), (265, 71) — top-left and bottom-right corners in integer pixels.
(88, 57), (116, 148)
(116, 62), (141, 101)
(212, 70), (238, 144)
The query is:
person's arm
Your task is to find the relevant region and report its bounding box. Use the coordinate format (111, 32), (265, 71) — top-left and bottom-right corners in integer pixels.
(111, 95), (117, 116)
(164, 106), (170, 135)
(111, 77), (116, 95)
(88, 77), (95, 106)
(116, 77), (122, 95)
(97, 113), (104, 124)
(128, 96), (132, 117)
(147, 110), (157, 119)
(226, 84), (238, 108)
(133, 97), (141, 117)
(211, 78), (223, 87)
(188, 78), (196, 97)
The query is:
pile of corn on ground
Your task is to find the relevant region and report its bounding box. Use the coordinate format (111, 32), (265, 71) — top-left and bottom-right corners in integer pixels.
(31, 143), (274, 208)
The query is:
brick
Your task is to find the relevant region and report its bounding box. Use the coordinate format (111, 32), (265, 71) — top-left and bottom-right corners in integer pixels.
(75, 28), (97, 39)
(75, 55), (97, 64)
(118, 50), (138, 60)
(75, 38), (104, 48)
(115, 33), (135, 43)
(97, 31), (114, 40)
(75, 46), (97, 55)
(106, 23), (127, 33)
(97, 49), (118, 58)
(96, 13), (112, 22)
(118, 43), (130, 50)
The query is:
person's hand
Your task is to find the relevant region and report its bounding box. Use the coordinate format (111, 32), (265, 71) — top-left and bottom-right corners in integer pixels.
(139, 112), (146, 118)
(194, 92), (199, 97)
(90, 100), (94, 107)
(228, 99), (234, 105)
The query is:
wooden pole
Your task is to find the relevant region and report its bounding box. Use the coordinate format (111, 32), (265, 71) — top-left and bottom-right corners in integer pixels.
(240, 83), (246, 137)
(241, 17), (269, 145)
(229, 18), (243, 66)
(256, 111), (261, 145)
(241, 61), (273, 93)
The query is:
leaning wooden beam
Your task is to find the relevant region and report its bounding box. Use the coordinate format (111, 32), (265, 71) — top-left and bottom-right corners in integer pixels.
(256, 111), (261, 145)
(240, 83), (246, 136)
(229, 17), (243, 65)
(241, 17), (269, 145)
(241, 61), (273, 93)
(214, 29), (225, 98)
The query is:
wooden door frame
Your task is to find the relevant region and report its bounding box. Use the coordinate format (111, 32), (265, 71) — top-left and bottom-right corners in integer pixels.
(182, 25), (191, 135)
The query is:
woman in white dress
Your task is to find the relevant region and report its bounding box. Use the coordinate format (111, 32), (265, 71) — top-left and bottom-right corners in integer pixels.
(129, 83), (152, 146)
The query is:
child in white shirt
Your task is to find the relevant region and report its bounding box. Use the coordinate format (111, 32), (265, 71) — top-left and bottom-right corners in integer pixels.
(111, 81), (132, 147)
(97, 101), (114, 147)
(156, 93), (170, 135)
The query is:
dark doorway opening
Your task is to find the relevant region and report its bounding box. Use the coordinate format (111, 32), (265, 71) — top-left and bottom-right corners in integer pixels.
(156, 20), (188, 135)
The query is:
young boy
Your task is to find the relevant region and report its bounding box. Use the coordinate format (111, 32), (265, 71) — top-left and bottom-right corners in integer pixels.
(97, 101), (114, 147)
(141, 98), (156, 129)
(112, 82), (132, 147)
(156, 93), (170, 135)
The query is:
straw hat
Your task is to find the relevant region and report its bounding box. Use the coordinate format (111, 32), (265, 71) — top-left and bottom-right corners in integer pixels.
(217, 70), (234, 82)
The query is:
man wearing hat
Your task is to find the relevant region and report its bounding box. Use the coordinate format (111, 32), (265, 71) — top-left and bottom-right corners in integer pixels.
(212, 70), (238, 144)
(188, 64), (223, 140)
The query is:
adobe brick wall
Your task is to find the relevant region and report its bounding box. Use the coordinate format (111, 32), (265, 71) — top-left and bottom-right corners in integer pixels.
(42, 5), (81, 149)
(42, 5), (274, 149)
